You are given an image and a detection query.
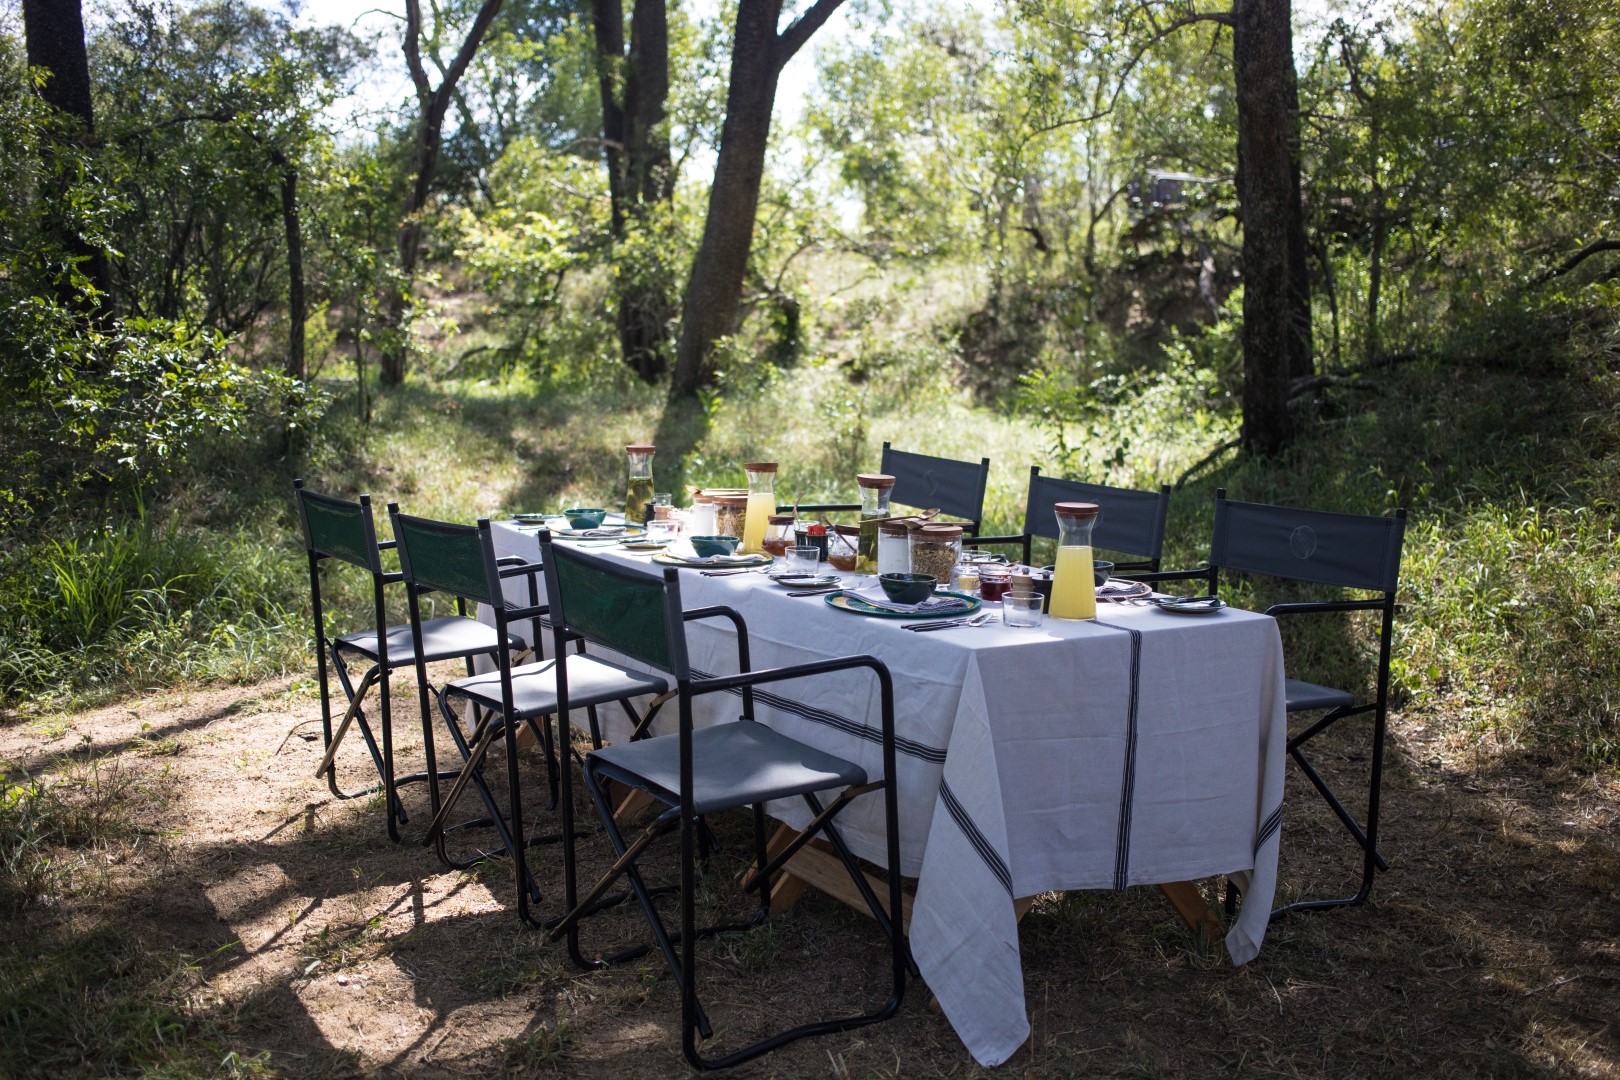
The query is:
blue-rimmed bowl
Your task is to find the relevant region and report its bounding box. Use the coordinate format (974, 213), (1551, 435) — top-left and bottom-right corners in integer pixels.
(879, 572), (937, 604)
(689, 535), (740, 558)
(563, 507), (607, 530)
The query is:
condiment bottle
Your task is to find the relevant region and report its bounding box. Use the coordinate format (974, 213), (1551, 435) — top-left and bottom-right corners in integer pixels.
(741, 463), (777, 553)
(856, 473), (896, 574)
(624, 444), (656, 524)
(1049, 502), (1099, 620)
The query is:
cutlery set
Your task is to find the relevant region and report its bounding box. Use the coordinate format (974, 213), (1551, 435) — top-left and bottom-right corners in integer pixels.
(903, 612), (995, 632)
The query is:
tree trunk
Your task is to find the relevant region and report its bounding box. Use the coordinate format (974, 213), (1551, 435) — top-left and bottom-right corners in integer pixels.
(379, 0), (505, 385)
(22, 0), (112, 317)
(278, 158), (306, 382)
(1232, 0), (1301, 455)
(592, 0), (675, 382)
(669, 0), (846, 400)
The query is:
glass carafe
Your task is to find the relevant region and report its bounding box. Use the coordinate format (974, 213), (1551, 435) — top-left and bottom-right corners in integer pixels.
(624, 444), (656, 524)
(1049, 501), (1099, 620)
(856, 473), (896, 574)
(741, 462), (777, 553)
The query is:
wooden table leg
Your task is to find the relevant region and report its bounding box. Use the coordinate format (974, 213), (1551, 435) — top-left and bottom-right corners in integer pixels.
(1158, 880), (1225, 944)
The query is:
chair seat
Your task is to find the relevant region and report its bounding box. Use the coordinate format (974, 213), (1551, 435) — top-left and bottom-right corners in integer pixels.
(589, 719), (868, 817)
(337, 615), (523, 666)
(1285, 678), (1357, 713)
(447, 653), (669, 719)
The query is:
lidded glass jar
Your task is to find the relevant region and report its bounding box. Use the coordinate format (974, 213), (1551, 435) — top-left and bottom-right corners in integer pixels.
(763, 514), (796, 557)
(624, 444), (656, 523)
(909, 524), (963, 585)
(855, 473), (897, 573)
(740, 462), (778, 553)
(713, 493), (748, 540)
(876, 520), (912, 575)
(1049, 501), (1099, 620)
(689, 490), (717, 535)
(828, 524), (860, 571)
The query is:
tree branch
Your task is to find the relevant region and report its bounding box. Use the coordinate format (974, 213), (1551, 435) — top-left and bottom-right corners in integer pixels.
(774, 0), (846, 74)
(1536, 238), (1620, 284)
(403, 0), (432, 105)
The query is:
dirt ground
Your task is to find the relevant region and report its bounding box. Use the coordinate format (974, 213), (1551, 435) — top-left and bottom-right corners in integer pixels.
(2, 670), (1617, 1079)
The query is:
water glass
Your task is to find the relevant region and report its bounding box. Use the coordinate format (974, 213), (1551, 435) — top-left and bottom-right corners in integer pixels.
(788, 545), (822, 574)
(647, 519), (678, 545)
(1003, 592), (1044, 628)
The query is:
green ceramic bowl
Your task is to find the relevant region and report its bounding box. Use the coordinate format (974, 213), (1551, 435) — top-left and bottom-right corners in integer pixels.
(689, 535), (740, 558)
(879, 572), (937, 604)
(563, 507), (607, 529)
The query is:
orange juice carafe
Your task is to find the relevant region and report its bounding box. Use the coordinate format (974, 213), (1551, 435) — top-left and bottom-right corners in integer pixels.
(1049, 501), (1099, 620)
(741, 462), (777, 553)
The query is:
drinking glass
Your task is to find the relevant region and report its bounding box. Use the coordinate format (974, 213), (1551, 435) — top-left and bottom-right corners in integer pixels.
(1003, 593), (1044, 628)
(788, 545), (822, 574)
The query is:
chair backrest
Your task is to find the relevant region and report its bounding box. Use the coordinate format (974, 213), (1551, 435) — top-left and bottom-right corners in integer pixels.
(293, 479), (382, 574)
(541, 535), (685, 678)
(1210, 490), (1406, 594)
(1022, 468), (1172, 564)
(879, 443), (991, 527)
(390, 511), (505, 608)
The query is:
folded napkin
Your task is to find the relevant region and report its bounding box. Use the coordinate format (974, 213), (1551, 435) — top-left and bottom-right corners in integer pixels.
(851, 588), (972, 614)
(685, 552), (764, 565)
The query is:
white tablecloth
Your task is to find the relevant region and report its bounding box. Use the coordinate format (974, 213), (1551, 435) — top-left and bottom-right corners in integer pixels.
(484, 521), (1287, 1067)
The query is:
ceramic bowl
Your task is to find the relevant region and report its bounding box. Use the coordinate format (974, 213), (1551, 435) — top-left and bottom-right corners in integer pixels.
(1093, 560), (1115, 586)
(689, 535), (740, 558)
(563, 507), (607, 529)
(879, 572), (937, 604)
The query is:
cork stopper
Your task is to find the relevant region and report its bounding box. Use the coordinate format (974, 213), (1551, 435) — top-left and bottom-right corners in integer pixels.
(915, 524), (964, 541)
(856, 473), (897, 489)
(1053, 501), (1100, 520)
(626, 444), (656, 453)
(767, 513), (795, 525)
(742, 462), (778, 473)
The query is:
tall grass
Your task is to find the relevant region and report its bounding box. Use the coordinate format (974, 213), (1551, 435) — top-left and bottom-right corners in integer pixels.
(0, 514), (307, 707)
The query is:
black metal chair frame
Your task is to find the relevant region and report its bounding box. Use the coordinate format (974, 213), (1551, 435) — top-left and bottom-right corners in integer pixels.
(391, 512), (671, 927)
(972, 467), (1195, 581)
(788, 441), (992, 535)
(293, 480), (518, 842)
(540, 537), (907, 1070)
(1208, 488), (1407, 919)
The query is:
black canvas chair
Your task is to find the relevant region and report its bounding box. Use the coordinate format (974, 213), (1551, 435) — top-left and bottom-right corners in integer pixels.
(1209, 488), (1407, 917)
(540, 534), (907, 1069)
(293, 480), (523, 841)
(972, 468), (1187, 578)
(791, 442), (992, 535)
(390, 511), (671, 926)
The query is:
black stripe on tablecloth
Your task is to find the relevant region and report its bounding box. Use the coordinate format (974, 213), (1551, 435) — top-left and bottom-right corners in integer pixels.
(691, 668), (948, 764)
(1093, 620), (1142, 890)
(1254, 803), (1282, 855)
(940, 779), (1013, 897)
